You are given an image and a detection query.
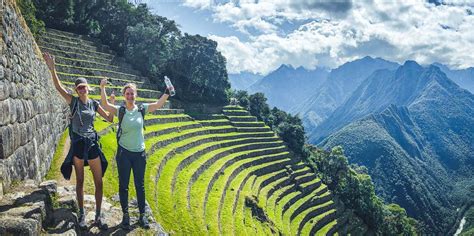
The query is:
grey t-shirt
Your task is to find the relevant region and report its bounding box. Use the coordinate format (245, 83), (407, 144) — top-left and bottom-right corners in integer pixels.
(70, 96), (98, 137)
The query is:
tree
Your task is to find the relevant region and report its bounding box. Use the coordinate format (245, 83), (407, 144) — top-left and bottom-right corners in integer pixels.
(17, 0), (45, 37)
(248, 93), (270, 121)
(167, 34), (230, 104)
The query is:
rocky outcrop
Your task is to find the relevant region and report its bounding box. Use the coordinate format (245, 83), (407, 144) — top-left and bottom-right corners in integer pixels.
(0, 180), (168, 235)
(0, 0), (68, 193)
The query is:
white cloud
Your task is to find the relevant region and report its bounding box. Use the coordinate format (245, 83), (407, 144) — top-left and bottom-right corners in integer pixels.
(184, 0), (474, 73)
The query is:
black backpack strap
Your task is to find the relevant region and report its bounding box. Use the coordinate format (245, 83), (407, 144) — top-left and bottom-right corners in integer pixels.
(70, 96), (79, 119)
(117, 106), (126, 143)
(92, 100), (99, 112)
(138, 104), (146, 131)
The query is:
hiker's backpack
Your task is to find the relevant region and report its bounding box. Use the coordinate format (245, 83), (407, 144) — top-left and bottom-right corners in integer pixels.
(116, 104), (146, 144)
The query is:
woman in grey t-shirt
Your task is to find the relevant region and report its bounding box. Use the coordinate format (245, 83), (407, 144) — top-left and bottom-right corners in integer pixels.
(43, 53), (113, 230)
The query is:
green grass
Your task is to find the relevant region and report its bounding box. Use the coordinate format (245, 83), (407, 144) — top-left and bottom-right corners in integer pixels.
(281, 184), (327, 234)
(251, 169), (288, 197)
(313, 219), (338, 236)
(202, 145), (284, 235)
(234, 175), (255, 235)
(94, 116), (114, 133)
(43, 105), (339, 235)
(300, 208), (336, 236)
(290, 194), (333, 235)
(220, 157), (290, 235)
(144, 121), (197, 134)
(258, 176), (290, 207)
(45, 129), (69, 180)
(160, 138), (281, 234)
(273, 190), (300, 232)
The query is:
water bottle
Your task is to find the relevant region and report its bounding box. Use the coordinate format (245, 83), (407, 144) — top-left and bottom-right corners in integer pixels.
(164, 76), (176, 96)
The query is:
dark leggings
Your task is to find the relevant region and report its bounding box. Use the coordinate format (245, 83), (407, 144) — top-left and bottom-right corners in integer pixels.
(116, 145), (146, 214)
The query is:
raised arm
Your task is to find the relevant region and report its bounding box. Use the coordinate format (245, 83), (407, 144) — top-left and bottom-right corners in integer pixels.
(43, 52), (72, 104)
(147, 90), (170, 113)
(97, 105), (114, 122)
(99, 78), (118, 115)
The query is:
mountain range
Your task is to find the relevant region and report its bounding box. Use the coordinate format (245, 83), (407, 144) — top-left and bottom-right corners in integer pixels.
(246, 64), (329, 111)
(320, 62), (474, 233)
(229, 57), (474, 234)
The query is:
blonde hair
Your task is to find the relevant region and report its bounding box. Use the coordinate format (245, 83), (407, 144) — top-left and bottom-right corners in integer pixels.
(122, 83), (137, 95)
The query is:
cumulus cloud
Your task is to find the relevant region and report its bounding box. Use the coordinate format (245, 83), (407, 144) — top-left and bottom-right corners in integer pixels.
(183, 0), (474, 74)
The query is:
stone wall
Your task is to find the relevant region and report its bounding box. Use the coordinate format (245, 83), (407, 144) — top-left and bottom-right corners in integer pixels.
(0, 0), (68, 194)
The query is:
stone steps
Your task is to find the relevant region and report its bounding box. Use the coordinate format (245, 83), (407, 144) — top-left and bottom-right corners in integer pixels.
(55, 63), (145, 81)
(39, 36), (114, 55)
(46, 29), (103, 46)
(61, 81), (160, 99)
(54, 55), (141, 75)
(40, 40), (116, 60)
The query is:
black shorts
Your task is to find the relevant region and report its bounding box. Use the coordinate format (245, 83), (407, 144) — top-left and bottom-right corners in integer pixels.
(72, 139), (100, 160)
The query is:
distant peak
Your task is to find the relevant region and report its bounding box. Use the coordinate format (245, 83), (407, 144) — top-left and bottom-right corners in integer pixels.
(402, 60), (422, 68)
(277, 64), (294, 70)
(361, 55), (375, 61)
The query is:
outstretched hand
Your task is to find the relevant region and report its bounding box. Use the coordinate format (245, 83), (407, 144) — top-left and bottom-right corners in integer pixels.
(42, 52), (55, 71)
(109, 91), (116, 104)
(100, 78), (108, 89)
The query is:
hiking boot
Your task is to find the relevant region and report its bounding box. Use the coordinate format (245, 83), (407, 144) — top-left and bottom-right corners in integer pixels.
(120, 213), (131, 230)
(78, 212), (87, 229)
(95, 213), (108, 230)
(138, 214), (150, 229)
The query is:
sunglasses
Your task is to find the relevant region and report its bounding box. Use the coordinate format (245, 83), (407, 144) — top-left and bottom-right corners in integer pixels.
(76, 86), (87, 91)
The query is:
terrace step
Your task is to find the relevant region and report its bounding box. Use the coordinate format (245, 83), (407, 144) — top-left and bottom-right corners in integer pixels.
(53, 55), (141, 75)
(236, 127), (272, 133)
(46, 29), (102, 46)
(222, 105), (245, 111)
(61, 81), (160, 99)
(55, 63), (145, 81)
(198, 120), (232, 127)
(227, 116), (257, 122)
(40, 46), (126, 67)
(57, 73), (158, 91)
(223, 110), (249, 116)
(39, 36), (115, 55)
(231, 121), (266, 128)
(40, 40), (116, 60)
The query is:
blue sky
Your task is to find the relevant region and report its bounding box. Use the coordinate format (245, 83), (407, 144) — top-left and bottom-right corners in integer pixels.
(140, 0), (474, 75)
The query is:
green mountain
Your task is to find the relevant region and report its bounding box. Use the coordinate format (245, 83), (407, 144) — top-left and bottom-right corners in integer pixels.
(321, 61), (474, 234)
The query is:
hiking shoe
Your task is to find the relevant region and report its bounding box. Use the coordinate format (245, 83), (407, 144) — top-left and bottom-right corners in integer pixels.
(138, 214), (150, 229)
(78, 212), (87, 229)
(95, 213), (108, 230)
(120, 213), (131, 230)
